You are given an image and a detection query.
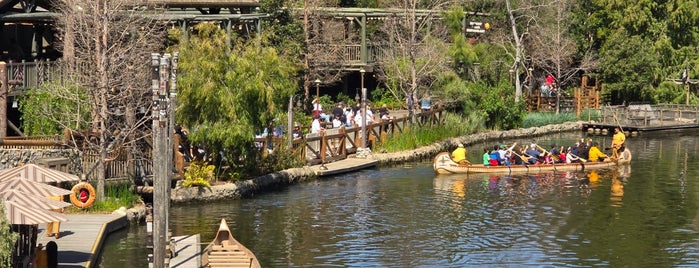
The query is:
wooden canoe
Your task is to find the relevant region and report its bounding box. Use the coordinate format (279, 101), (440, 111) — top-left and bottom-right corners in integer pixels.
(433, 151), (630, 175)
(201, 218), (261, 268)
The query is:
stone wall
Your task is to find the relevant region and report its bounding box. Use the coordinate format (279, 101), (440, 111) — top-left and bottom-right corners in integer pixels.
(0, 149), (82, 174)
(170, 121), (584, 203)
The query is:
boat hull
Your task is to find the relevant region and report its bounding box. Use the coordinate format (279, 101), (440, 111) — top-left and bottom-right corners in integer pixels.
(201, 219), (262, 268)
(433, 152), (627, 175)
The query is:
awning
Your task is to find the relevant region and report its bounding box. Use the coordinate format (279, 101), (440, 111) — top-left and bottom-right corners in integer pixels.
(1, 200), (67, 225)
(0, 190), (72, 210)
(0, 178), (72, 196)
(0, 164), (80, 183)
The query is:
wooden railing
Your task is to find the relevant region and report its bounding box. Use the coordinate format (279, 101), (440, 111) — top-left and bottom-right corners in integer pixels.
(0, 108), (443, 179)
(598, 104), (699, 127)
(252, 108), (443, 165)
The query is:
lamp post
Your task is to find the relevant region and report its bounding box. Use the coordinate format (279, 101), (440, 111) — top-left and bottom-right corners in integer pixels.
(314, 79), (321, 102)
(359, 68), (366, 148)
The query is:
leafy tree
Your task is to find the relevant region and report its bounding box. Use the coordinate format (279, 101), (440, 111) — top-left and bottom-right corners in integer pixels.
(20, 83), (90, 135)
(0, 201), (18, 267)
(598, 32), (659, 104)
(33, 0), (166, 199)
(571, 0), (699, 104)
(173, 24), (300, 178)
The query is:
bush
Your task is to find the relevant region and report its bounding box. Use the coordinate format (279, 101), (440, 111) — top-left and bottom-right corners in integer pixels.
(375, 112), (485, 152)
(522, 112), (578, 128)
(182, 161), (215, 187)
(66, 183), (142, 213)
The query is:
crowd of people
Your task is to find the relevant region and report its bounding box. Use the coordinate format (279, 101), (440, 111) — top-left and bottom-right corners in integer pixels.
(309, 98), (397, 135)
(453, 127), (628, 166)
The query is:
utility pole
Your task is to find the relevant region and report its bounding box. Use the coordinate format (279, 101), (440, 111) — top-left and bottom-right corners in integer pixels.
(150, 53), (176, 268)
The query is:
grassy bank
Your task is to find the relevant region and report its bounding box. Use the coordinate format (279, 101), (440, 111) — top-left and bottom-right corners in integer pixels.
(375, 113), (485, 153)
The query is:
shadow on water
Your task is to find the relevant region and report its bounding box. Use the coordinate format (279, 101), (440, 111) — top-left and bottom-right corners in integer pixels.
(98, 132), (699, 267)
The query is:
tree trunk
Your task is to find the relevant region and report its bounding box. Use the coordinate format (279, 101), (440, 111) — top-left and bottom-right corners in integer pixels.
(506, 0), (523, 102)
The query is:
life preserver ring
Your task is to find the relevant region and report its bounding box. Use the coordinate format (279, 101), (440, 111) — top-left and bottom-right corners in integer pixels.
(70, 182), (96, 209)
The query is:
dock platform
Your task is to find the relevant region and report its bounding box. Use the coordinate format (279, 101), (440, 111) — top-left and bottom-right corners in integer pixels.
(169, 234), (201, 268)
(311, 157), (378, 176)
(37, 213), (127, 268)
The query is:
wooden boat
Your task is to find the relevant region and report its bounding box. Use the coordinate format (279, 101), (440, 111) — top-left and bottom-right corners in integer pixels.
(433, 151), (631, 175)
(201, 218), (262, 268)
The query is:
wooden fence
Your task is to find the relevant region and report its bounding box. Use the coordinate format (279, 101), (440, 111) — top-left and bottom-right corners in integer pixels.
(253, 108), (444, 166)
(0, 108), (443, 181)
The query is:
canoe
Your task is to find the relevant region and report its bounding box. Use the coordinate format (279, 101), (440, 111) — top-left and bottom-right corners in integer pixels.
(201, 218), (262, 268)
(433, 151), (630, 175)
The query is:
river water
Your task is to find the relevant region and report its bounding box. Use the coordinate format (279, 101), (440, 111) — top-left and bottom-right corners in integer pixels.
(98, 131), (699, 267)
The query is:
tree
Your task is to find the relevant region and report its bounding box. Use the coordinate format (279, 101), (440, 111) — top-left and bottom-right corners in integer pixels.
(174, 24), (299, 178)
(46, 0), (165, 198)
(375, 0), (453, 112)
(570, 0), (699, 104)
(526, 0), (597, 113)
(0, 201), (18, 267)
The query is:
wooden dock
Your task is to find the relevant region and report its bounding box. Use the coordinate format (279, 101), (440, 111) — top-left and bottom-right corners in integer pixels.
(36, 213), (128, 268)
(311, 157), (378, 177)
(583, 104), (699, 134)
(169, 234), (201, 268)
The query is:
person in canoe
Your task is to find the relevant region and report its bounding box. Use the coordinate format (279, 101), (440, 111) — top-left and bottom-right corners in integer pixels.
(451, 143), (470, 165)
(588, 142), (609, 162)
(611, 127), (626, 159)
(482, 148), (491, 166)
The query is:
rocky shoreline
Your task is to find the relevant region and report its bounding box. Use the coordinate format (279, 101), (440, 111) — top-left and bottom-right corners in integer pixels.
(166, 121), (584, 204)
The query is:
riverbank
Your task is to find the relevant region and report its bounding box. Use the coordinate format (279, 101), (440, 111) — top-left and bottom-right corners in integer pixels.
(169, 121), (584, 203)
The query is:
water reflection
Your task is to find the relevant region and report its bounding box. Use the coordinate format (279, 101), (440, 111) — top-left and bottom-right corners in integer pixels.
(98, 132), (699, 267)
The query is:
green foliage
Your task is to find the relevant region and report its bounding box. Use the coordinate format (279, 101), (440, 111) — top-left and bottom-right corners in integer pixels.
(19, 82), (90, 136)
(579, 109), (602, 122)
(183, 161), (215, 187)
(68, 183), (141, 213)
(0, 201), (18, 267)
(570, 0), (699, 105)
(172, 23), (300, 177)
(369, 87), (402, 108)
(256, 143), (305, 176)
(598, 32), (659, 104)
(522, 112), (578, 128)
(375, 112), (485, 153)
(468, 82), (526, 130)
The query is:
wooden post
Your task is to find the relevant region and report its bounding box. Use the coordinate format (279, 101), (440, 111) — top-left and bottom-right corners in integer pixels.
(151, 53), (173, 268)
(0, 61), (7, 138)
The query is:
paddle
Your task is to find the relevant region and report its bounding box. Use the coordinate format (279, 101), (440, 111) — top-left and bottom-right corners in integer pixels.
(567, 152), (587, 163)
(506, 144), (529, 163)
(535, 144), (561, 162)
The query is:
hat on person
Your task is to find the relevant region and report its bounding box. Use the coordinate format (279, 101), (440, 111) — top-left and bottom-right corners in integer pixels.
(458, 143), (464, 148)
(530, 143), (536, 149)
(500, 144), (506, 149)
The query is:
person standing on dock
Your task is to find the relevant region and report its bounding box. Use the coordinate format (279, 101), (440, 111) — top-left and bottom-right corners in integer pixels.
(611, 127), (626, 159)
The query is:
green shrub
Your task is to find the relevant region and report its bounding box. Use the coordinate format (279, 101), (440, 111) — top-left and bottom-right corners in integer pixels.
(375, 112), (485, 152)
(67, 183), (142, 213)
(522, 112), (578, 128)
(183, 161), (215, 187)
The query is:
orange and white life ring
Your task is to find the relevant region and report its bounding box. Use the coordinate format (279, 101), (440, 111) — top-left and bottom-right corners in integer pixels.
(70, 182), (96, 209)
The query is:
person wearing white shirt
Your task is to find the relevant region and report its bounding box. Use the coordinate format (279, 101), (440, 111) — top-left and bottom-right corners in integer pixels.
(354, 111), (364, 127)
(311, 116), (323, 134)
(332, 116), (342, 128)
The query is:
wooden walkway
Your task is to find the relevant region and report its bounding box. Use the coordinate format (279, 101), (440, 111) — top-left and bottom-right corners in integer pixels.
(169, 234), (201, 268)
(311, 157), (378, 176)
(36, 213), (128, 268)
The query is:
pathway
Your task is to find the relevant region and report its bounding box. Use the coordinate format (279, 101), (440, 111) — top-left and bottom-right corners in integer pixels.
(37, 213), (127, 268)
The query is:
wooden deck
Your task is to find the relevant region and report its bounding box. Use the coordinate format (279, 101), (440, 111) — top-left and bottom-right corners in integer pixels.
(36, 213), (127, 268)
(169, 234), (201, 268)
(311, 157), (378, 177)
